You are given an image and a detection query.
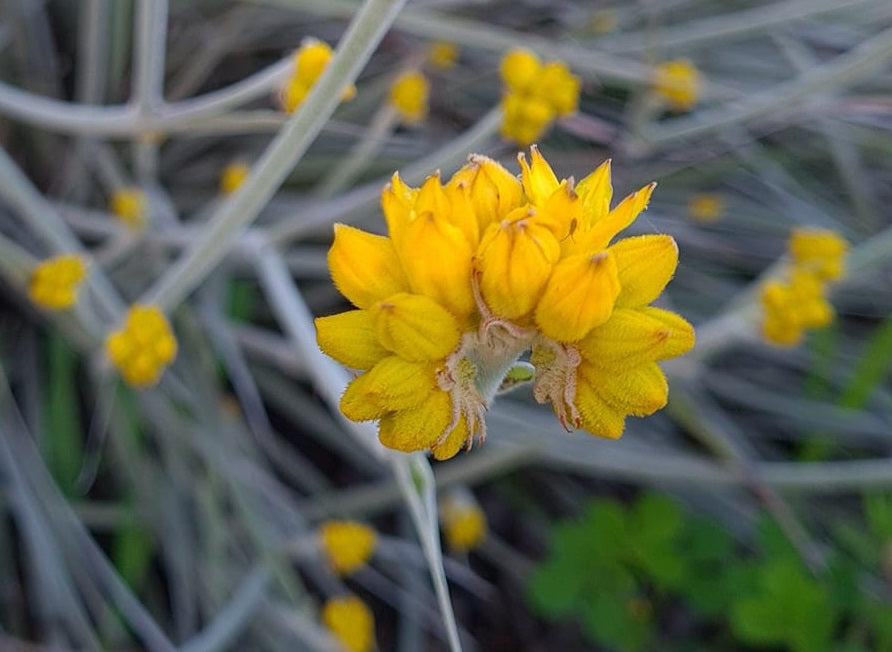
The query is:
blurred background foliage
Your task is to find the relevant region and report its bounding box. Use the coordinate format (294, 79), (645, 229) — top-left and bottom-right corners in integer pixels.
(1, 0), (891, 650)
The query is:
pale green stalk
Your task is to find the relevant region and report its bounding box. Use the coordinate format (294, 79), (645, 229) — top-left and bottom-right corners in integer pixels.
(252, 247), (462, 652)
(636, 25), (892, 149)
(131, 0), (168, 181)
(313, 104), (399, 198)
(599, 0), (883, 54)
(265, 105), (501, 245)
(144, 0), (408, 311)
(0, 147), (124, 321)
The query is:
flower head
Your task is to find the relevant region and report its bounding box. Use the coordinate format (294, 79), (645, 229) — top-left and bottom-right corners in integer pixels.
(28, 254), (88, 310)
(105, 305), (177, 386)
(388, 70), (430, 125)
(316, 147), (694, 458)
(427, 41), (458, 70)
(760, 228), (846, 347)
(318, 521), (377, 576)
(439, 493), (487, 553)
(499, 49), (580, 145)
(279, 38), (356, 113)
(321, 596), (375, 652)
(219, 161), (250, 195)
(652, 60), (701, 112)
(788, 227), (847, 281)
(687, 193), (724, 222)
(110, 187), (147, 228)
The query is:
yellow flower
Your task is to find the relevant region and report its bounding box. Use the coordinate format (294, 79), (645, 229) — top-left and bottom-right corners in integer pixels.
(427, 41), (458, 70)
(105, 305), (177, 386)
(318, 521), (377, 576)
(316, 146), (694, 458)
(652, 59), (701, 112)
(27, 255), (88, 310)
(279, 38), (356, 113)
(388, 70), (430, 125)
(439, 493), (487, 553)
(110, 187), (147, 228)
(499, 49), (580, 145)
(321, 596), (375, 652)
(760, 228), (845, 347)
(687, 193), (724, 222)
(788, 227), (847, 281)
(219, 161), (250, 195)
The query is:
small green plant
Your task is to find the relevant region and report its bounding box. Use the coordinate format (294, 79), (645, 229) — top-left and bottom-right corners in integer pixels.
(528, 492), (892, 651)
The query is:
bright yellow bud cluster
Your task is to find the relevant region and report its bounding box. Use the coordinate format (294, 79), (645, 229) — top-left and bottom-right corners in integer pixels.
(321, 596), (375, 652)
(219, 161), (250, 195)
(279, 38), (356, 113)
(105, 305), (177, 386)
(388, 70), (430, 125)
(686, 193), (724, 223)
(499, 49), (580, 145)
(760, 228), (847, 347)
(652, 59), (701, 112)
(28, 255), (88, 310)
(439, 494), (486, 553)
(110, 187), (147, 228)
(316, 146), (694, 459)
(318, 521), (377, 576)
(427, 41), (458, 70)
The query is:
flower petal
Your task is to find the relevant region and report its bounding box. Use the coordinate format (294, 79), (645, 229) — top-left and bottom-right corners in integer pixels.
(398, 211), (475, 317)
(611, 234), (678, 308)
(476, 207), (560, 319)
(572, 182), (655, 254)
(430, 416), (470, 461)
(578, 306), (695, 369)
(448, 154), (524, 232)
(328, 224), (409, 309)
(575, 159), (612, 227)
(369, 293), (460, 361)
(378, 389), (452, 452)
(573, 372), (626, 439)
(519, 145), (560, 206)
(315, 310), (389, 370)
(535, 251), (620, 342)
(340, 356), (436, 421)
(581, 360), (668, 417)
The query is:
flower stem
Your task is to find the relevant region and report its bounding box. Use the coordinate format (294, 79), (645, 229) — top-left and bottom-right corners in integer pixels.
(143, 0), (409, 312)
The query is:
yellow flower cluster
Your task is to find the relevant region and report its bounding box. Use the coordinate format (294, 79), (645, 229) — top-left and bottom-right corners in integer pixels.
(279, 38), (356, 113)
(110, 187), (147, 228)
(686, 193), (724, 223)
(316, 147), (694, 459)
(318, 521), (377, 576)
(219, 161), (250, 195)
(652, 60), (701, 112)
(105, 305), (178, 386)
(760, 228), (847, 347)
(427, 41), (458, 70)
(439, 494), (487, 553)
(27, 255), (88, 311)
(321, 596), (375, 652)
(499, 49), (580, 145)
(388, 70), (430, 125)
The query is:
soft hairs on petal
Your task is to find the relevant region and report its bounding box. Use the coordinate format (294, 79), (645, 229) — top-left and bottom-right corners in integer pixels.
(377, 389), (453, 452)
(315, 310), (389, 370)
(535, 251), (620, 342)
(369, 293), (461, 361)
(611, 234), (679, 308)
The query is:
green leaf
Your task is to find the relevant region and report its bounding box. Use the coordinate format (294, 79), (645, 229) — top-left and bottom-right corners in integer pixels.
(527, 554), (586, 618)
(838, 316), (892, 409)
(580, 589), (652, 652)
(44, 333), (83, 496)
(630, 492), (682, 546)
(112, 515), (154, 590)
(864, 492), (892, 539)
